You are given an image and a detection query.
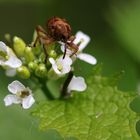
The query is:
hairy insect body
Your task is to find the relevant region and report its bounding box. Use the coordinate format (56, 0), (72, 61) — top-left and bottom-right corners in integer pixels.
(34, 17), (79, 59)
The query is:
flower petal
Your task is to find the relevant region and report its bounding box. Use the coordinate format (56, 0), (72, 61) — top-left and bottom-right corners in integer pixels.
(58, 56), (72, 75)
(8, 80), (25, 94)
(49, 56), (72, 75)
(4, 95), (21, 106)
(67, 76), (87, 93)
(49, 57), (56, 65)
(5, 56), (22, 68)
(49, 58), (61, 74)
(0, 59), (4, 65)
(4, 48), (22, 68)
(0, 41), (7, 52)
(74, 31), (90, 51)
(77, 53), (97, 65)
(58, 55), (73, 66)
(60, 44), (73, 55)
(62, 64), (71, 74)
(22, 95), (35, 109)
(5, 68), (16, 77)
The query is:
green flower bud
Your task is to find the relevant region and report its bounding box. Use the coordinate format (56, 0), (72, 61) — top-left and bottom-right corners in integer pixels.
(4, 33), (11, 43)
(34, 59), (39, 63)
(35, 64), (47, 78)
(24, 47), (35, 63)
(28, 62), (38, 72)
(46, 43), (55, 53)
(48, 50), (57, 58)
(32, 42), (43, 55)
(17, 66), (30, 79)
(32, 44), (42, 55)
(0, 51), (9, 60)
(39, 53), (46, 63)
(32, 30), (37, 42)
(13, 36), (26, 57)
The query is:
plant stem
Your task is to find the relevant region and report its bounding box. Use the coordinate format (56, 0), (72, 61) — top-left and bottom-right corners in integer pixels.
(38, 78), (54, 100)
(61, 71), (73, 98)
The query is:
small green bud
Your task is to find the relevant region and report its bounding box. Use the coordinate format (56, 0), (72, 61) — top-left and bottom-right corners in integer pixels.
(48, 50), (57, 58)
(46, 43), (55, 52)
(13, 36), (26, 57)
(32, 44), (42, 55)
(28, 62), (38, 72)
(17, 66), (30, 79)
(35, 64), (47, 78)
(0, 51), (9, 60)
(5, 33), (11, 43)
(32, 30), (37, 42)
(34, 59), (40, 64)
(24, 47), (35, 63)
(39, 53), (46, 63)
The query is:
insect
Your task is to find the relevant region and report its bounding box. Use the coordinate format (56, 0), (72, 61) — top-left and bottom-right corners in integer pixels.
(33, 17), (79, 59)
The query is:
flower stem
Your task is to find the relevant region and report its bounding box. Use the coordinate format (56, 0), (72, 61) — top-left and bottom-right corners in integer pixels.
(61, 71), (73, 98)
(38, 78), (54, 100)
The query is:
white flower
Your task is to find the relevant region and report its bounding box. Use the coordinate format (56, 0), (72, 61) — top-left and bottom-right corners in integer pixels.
(67, 76), (87, 93)
(4, 80), (35, 109)
(0, 41), (22, 76)
(5, 68), (17, 77)
(49, 55), (72, 76)
(61, 31), (97, 65)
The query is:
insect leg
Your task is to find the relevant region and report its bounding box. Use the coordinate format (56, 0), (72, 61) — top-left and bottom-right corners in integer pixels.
(33, 25), (48, 47)
(32, 36), (40, 47)
(42, 45), (48, 63)
(63, 44), (68, 59)
(69, 43), (79, 57)
(36, 25), (48, 35)
(68, 36), (76, 43)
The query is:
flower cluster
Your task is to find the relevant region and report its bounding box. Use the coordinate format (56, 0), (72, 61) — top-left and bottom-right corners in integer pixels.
(4, 80), (35, 109)
(0, 31), (97, 109)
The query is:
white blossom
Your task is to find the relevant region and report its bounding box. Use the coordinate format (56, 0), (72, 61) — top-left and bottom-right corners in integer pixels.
(67, 76), (87, 93)
(0, 41), (22, 76)
(61, 31), (97, 65)
(4, 80), (35, 109)
(49, 55), (72, 76)
(5, 68), (17, 77)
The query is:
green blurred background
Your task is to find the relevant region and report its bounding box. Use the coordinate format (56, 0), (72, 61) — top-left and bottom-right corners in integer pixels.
(0, 0), (140, 139)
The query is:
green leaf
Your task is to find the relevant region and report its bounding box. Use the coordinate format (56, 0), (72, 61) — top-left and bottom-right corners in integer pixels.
(32, 67), (140, 140)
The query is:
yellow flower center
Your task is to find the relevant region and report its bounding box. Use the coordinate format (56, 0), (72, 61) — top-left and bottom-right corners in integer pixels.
(16, 90), (29, 98)
(57, 62), (63, 71)
(0, 50), (9, 60)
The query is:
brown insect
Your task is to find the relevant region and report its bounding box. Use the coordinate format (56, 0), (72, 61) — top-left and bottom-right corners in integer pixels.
(33, 17), (79, 59)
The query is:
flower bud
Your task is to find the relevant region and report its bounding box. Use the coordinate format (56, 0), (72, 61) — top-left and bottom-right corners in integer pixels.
(34, 59), (39, 64)
(28, 62), (38, 72)
(48, 50), (57, 58)
(24, 47), (35, 63)
(17, 66), (30, 79)
(0, 51), (8, 60)
(13, 36), (26, 57)
(32, 44), (42, 55)
(4, 33), (11, 43)
(39, 53), (46, 63)
(35, 64), (47, 78)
